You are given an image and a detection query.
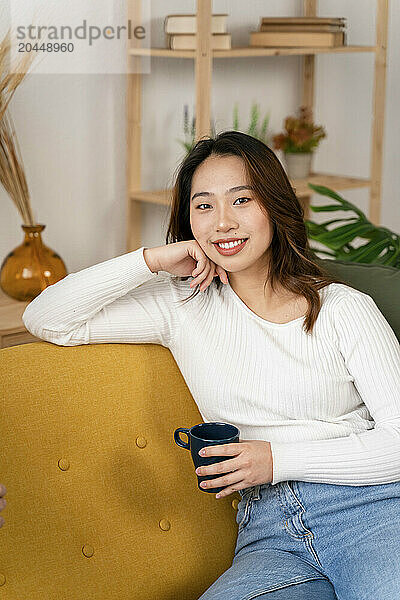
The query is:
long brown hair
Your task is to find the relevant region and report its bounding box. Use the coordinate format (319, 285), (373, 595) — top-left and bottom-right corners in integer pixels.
(166, 130), (349, 335)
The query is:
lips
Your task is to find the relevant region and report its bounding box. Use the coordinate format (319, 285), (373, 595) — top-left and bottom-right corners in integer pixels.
(213, 238), (248, 256)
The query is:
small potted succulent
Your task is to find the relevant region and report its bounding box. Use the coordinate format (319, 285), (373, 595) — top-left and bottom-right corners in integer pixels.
(272, 105), (326, 179)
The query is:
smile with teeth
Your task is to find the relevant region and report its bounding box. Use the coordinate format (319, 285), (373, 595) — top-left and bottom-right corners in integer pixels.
(216, 238), (246, 249)
(213, 237), (249, 255)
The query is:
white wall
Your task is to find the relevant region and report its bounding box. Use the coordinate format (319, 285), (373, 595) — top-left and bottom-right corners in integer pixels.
(1, 0), (398, 274)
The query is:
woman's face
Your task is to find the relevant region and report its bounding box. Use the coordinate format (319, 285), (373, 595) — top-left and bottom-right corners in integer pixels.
(189, 154), (273, 276)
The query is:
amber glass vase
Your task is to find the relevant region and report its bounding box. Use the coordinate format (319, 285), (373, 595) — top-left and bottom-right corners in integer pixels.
(0, 224), (68, 302)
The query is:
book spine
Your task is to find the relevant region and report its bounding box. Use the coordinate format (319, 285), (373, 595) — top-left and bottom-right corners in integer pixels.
(259, 25), (345, 33)
(164, 14), (227, 35)
(260, 17), (346, 25)
(168, 34), (231, 50)
(250, 31), (345, 48)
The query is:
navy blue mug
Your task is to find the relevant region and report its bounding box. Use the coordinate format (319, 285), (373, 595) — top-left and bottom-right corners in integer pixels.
(173, 422), (240, 494)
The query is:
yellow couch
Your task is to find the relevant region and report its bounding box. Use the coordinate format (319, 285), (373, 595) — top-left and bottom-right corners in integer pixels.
(0, 341), (241, 600)
(1, 257), (399, 599)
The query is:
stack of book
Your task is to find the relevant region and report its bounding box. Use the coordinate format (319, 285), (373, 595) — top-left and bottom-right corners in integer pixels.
(164, 13), (231, 50)
(250, 16), (347, 48)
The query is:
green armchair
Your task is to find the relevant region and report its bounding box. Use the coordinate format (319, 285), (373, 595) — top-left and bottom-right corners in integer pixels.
(0, 258), (398, 599)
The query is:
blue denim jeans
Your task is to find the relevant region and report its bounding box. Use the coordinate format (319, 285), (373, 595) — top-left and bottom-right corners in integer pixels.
(198, 479), (400, 599)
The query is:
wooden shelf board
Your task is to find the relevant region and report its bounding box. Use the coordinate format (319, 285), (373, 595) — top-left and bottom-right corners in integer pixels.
(291, 173), (371, 197)
(130, 174), (371, 206)
(129, 45), (377, 59)
(130, 189), (172, 206)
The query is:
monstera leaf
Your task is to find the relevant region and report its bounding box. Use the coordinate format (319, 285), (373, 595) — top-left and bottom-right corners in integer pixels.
(305, 184), (400, 268)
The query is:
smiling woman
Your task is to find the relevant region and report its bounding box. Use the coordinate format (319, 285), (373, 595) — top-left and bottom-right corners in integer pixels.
(21, 128), (400, 600)
(166, 130), (349, 335)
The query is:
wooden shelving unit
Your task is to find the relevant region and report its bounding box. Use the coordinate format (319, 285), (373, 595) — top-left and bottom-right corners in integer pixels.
(128, 45), (377, 58)
(126, 0), (388, 252)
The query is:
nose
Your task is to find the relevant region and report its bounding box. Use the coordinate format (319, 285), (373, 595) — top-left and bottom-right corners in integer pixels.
(214, 204), (239, 233)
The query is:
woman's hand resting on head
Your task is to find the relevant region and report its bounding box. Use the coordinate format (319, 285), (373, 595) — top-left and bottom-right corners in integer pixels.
(143, 240), (229, 291)
(195, 440), (274, 498)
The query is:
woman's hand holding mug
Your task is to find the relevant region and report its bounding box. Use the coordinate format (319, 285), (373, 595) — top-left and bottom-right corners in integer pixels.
(143, 240), (229, 292)
(196, 440), (274, 498)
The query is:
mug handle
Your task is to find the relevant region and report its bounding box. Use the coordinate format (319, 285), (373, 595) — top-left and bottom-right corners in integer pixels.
(174, 428), (190, 450)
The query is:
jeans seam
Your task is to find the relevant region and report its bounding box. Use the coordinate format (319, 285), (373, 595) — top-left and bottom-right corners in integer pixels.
(276, 483), (324, 569)
(276, 485), (296, 524)
(285, 483), (315, 539)
(238, 486), (263, 531)
(304, 534), (324, 569)
(276, 488), (307, 538)
(244, 576), (328, 599)
(287, 483), (325, 569)
(283, 520), (313, 539)
(287, 481), (306, 512)
(238, 496), (253, 531)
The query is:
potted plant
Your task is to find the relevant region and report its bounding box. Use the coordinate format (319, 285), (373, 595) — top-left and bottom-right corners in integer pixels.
(273, 105), (326, 179)
(232, 101), (270, 145)
(177, 101), (271, 154)
(0, 28), (67, 301)
(305, 183), (400, 268)
(176, 104), (217, 155)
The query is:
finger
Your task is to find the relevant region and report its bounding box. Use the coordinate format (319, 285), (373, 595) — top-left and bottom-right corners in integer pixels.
(190, 252), (208, 279)
(190, 261), (211, 289)
(216, 484), (245, 498)
(190, 263), (210, 288)
(199, 263), (216, 291)
(196, 456), (238, 476)
(190, 248), (208, 278)
(199, 444), (240, 457)
(0, 484), (6, 497)
(200, 471), (243, 490)
(216, 265), (229, 284)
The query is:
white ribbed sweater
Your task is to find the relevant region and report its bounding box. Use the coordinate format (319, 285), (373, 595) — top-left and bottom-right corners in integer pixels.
(22, 246), (400, 486)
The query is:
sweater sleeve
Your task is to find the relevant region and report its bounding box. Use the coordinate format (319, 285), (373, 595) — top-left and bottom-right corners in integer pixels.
(269, 291), (400, 486)
(22, 246), (180, 348)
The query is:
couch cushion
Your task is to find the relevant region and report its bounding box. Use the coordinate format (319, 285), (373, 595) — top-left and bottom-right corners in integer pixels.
(315, 258), (400, 342)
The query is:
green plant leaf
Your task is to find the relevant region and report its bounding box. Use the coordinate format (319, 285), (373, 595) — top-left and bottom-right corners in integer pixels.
(315, 222), (376, 250)
(259, 112), (270, 143)
(376, 246), (400, 267)
(309, 204), (356, 213)
(305, 219), (360, 236)
(340, 238), (390, 263)
(305, 221), (330, 236)
(307, 184), (365, 218)
(317, 217), (359, 227)
(382, 240), (400, 264)
(233, 103), (239, 130)
(247, 103), (259, 138)
(310, 248), (337, 258)
(304, 184), (399, 268)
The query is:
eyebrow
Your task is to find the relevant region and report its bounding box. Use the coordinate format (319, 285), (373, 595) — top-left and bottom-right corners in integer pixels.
(191, 185), (254, 202)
